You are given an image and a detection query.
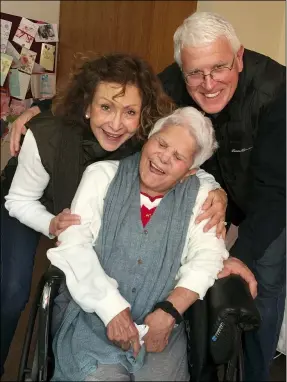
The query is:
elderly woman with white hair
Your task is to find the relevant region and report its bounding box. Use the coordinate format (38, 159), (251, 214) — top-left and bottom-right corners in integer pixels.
(48, 106), (229, 381)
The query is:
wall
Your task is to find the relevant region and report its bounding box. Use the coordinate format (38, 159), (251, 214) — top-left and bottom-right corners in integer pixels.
(1, 1), (60, 23)
(277, 11), (286, 66)
(197, 1), (286, 65)
(1, 1), (60, 169)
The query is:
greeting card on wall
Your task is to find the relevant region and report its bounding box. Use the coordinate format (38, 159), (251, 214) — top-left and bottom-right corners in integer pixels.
(13, 17), (38, 49)
(31, 73), (56, 98)
(19, 47), (37, 74)
(9, 68), (31, 100)
(8, 68), (20, 97)
(18, 71), (31, 100)
(1, 53), (13, 86)
(32, 62), (45, 73)
(1, 19), (12, 53)
(40, 43), (55, 71)
(35, 24), (58, 43)
(6, 41), (21, 68)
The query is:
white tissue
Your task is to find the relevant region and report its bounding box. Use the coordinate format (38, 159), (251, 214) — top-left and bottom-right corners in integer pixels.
(135, 324), (149, 345)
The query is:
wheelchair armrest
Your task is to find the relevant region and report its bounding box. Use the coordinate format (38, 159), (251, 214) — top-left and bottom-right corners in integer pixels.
(208, 274), (261, 331)
(43, 265), (65, 284)
(207, 275), (261, 364)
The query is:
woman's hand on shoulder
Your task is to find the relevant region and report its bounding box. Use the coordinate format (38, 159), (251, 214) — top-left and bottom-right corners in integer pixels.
(195, 188), (228, 239)
(49, 208), (81, 237)
(10, 106), (41, 156)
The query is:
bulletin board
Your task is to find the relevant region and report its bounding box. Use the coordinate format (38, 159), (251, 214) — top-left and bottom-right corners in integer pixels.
(0, 11), (58, 139)
(1, 11), (58, 99)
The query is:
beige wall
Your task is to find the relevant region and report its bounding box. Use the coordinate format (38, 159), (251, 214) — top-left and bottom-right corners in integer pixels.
(197, 1), (286, 65)
(277, 11), (286, 65)
(1, 1), (60, 23)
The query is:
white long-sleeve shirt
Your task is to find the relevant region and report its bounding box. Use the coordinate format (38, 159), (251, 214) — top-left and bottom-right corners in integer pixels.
(46, 160), (229, 326)
(5, 129), (222, 238)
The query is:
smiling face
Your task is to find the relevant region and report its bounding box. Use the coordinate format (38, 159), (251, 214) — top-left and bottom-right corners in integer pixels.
(139, 124), (198, 197)
(181, 37), (244, 114)
(86, 82), (142, 151)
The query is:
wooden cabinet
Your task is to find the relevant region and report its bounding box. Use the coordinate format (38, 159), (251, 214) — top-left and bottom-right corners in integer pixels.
(57, 0), (197, 86)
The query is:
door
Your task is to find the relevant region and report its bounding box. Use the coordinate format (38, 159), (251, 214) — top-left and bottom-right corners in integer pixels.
(57, 0), (197, 86)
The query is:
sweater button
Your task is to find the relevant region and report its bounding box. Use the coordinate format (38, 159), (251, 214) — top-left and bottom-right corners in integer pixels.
(144, 230), (148, 235)
(132, 288), (136, 293)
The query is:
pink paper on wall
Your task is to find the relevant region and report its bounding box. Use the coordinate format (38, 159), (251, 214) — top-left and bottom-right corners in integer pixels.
(9, 98), (31, 115)
(0, 88), (10, 118)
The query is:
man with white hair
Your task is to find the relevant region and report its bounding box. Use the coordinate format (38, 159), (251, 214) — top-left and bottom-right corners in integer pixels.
(159, 11), (286, 381)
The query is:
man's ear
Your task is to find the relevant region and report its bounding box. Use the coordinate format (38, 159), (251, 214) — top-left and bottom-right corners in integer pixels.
(236, 45), (244, 73)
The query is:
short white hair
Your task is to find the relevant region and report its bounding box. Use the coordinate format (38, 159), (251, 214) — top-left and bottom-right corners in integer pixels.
(148, 107), (218, 169)
(174, 11), (241, 67)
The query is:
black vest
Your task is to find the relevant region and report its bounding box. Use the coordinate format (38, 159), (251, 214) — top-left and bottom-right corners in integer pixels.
(25, 111), (143, 215)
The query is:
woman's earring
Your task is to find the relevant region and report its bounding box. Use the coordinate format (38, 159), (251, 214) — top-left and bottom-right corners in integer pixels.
(85, 113), (90, 119)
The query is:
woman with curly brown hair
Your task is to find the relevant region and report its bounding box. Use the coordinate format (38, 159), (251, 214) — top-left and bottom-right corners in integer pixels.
(1, 53), (226, 375)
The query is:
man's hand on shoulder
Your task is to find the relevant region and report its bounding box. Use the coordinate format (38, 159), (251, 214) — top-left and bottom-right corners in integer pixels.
(10, 106), (41, 156)
(218, 257), (257, 299)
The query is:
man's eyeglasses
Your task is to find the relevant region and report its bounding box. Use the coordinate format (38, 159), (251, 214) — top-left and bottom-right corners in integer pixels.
(184, 56), (235, 87)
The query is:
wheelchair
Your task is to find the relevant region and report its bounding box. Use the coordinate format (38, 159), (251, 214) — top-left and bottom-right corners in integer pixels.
(18, 266), (260, 382)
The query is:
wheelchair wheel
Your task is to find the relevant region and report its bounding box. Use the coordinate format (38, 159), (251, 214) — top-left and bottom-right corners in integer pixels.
(22, 341), (39, 382)
(18, 275), (46, 382)
(18, 266), (63, 382)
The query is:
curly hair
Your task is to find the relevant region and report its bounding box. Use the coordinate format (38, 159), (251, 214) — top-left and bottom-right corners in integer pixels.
(53, 53), (175, 139)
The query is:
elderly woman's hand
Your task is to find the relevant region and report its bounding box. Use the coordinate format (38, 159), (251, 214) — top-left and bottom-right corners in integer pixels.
(195, 188), (228, 239)
(107, 308), (141, 357)
(143, 309), (175, 353)
(10, 106), (41, 156)
(217, 257), (258, 299)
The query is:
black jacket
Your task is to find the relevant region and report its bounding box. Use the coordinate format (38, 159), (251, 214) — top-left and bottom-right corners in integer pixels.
(158, 49), (286, 265)
(29, 112), (143, 215)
